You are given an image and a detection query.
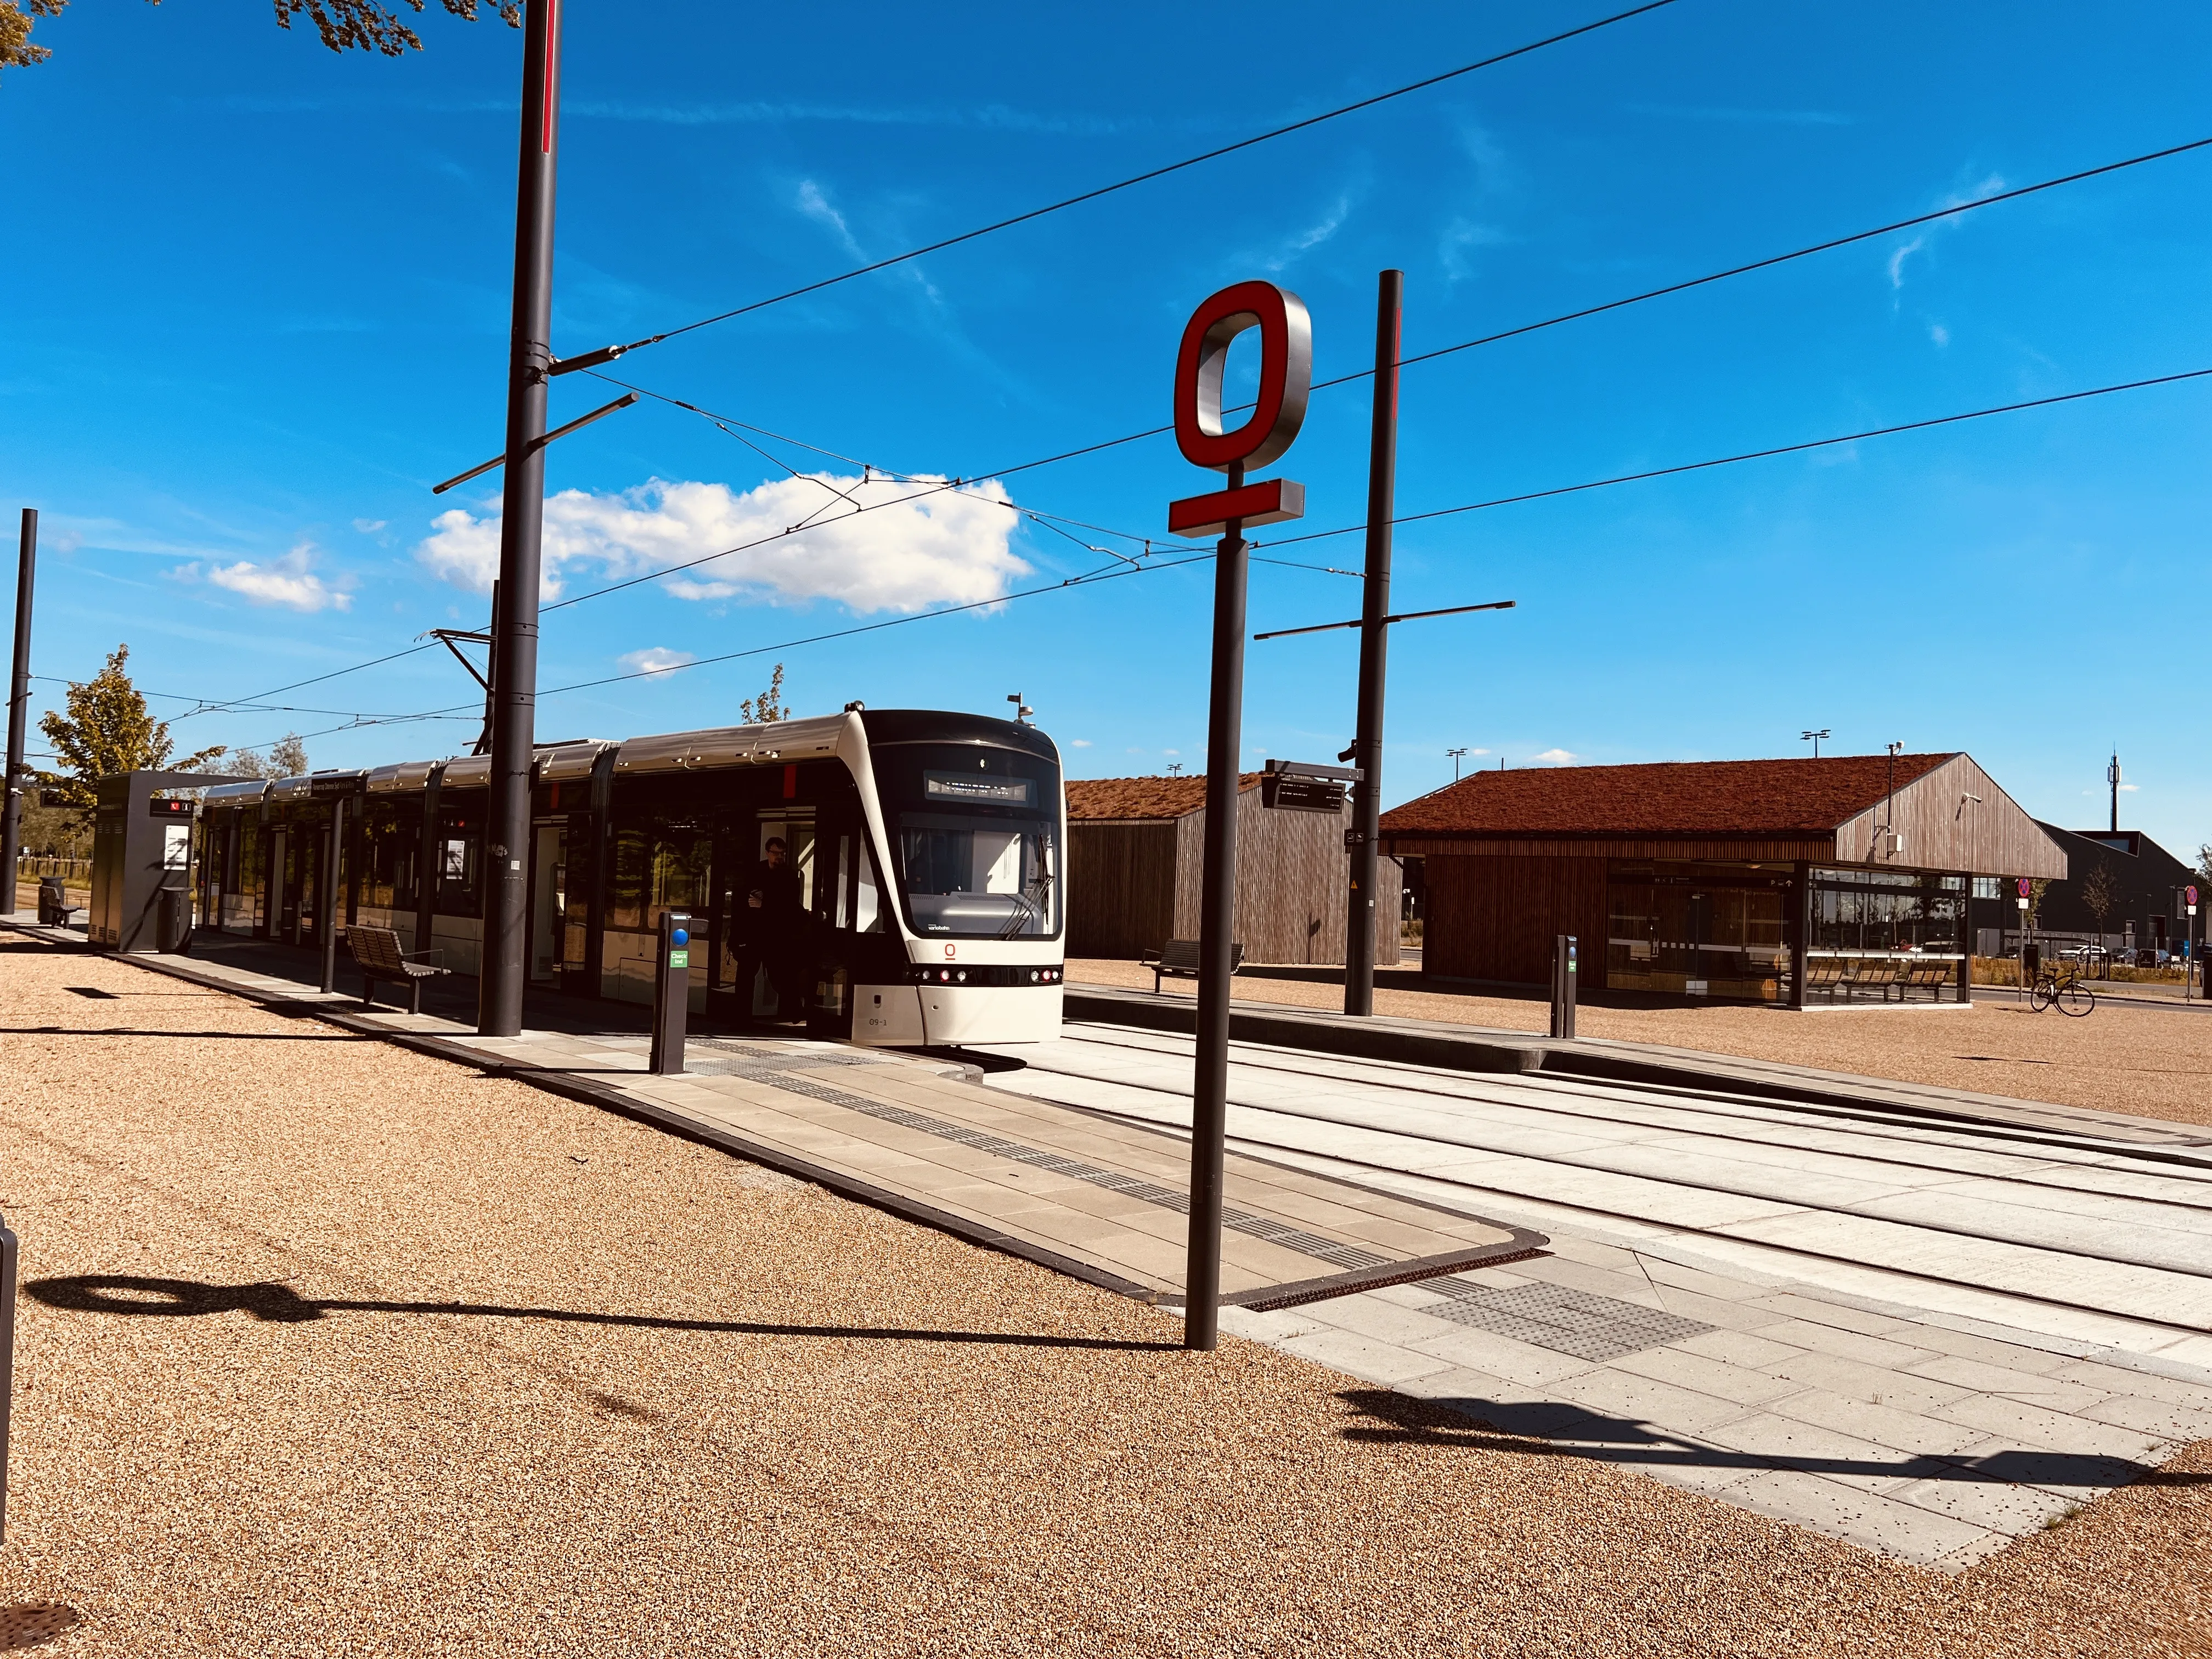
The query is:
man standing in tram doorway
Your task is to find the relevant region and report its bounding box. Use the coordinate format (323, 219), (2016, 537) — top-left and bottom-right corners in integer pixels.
(736, 836), (806, 1022)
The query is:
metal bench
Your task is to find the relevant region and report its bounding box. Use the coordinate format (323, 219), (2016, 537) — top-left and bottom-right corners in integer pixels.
(1803, 958), (1847, 995)
(1141, 937), (1244, 994)
(345, 924), (448, 1014)
(1898, 961), (1956, 1001)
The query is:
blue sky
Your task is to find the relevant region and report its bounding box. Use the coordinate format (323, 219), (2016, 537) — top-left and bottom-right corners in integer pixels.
(4, 0), (2209, 850)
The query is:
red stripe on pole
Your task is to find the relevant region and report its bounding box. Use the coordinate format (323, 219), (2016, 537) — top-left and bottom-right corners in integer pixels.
(541, 0), (561, 154)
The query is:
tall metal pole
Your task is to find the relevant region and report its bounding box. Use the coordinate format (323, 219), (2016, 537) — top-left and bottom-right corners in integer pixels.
(319, 793), (345, 994)
(1, 511), (34, 918)
(1184, 462), (1249, 1353)
(1344, 270), (1402, 1017)
(482, 0), (562, 1037)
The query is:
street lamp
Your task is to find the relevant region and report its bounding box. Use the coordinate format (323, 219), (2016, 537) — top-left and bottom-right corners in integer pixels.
(1448, 746), (1469, 781)
(1801, 728), (1830, 758)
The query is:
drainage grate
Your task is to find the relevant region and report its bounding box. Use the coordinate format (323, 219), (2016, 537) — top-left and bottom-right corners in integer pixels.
(748, 1068), (1392, 1274)
(1417, 1279), (1714, 1361)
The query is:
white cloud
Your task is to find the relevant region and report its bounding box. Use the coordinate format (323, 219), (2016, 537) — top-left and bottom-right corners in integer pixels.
(1928, 323), (1950, 347)
(1262, 194), (1352, 272)
(416, 473), (1029, 612)
(2120, 782), (2141, 793)
(1163, 749), (1180, 757)
(205, 543), (352, 612)
(620, 647), (695, 675)
(1070, 738), (1093, 748)
(1529, 748), (1580, 766)
(352, 517), (387, 533)
(1886, 235), (1926, 290)
(796, 179), (864, 261)
(1439, 217), (1511, 283)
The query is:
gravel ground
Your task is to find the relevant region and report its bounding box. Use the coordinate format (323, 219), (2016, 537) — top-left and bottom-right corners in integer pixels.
(1071, 959), (2212, 1130)
(2, 936), (2209, 1658)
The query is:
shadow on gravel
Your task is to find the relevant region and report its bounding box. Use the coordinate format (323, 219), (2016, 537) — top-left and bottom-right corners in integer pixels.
(0, 1603), (82, 1653)
(1334, 1387), (2194, 1492)
(29, 1274), (1178, 1351)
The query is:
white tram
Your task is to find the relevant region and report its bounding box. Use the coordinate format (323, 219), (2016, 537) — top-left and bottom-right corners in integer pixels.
(194, 708), (1066, 1046)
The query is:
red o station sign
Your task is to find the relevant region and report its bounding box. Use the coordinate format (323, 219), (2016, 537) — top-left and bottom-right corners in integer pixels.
(1167, 280), (1313, 539)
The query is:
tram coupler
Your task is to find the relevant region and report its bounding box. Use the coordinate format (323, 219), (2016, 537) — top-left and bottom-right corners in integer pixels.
(649, 910), (692, 1076)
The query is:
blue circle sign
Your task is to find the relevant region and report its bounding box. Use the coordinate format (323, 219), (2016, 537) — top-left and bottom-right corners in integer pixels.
(672, 928), (689, 948)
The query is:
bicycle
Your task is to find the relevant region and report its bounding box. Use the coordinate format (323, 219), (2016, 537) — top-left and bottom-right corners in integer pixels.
(2028, 963), (2096, 1017)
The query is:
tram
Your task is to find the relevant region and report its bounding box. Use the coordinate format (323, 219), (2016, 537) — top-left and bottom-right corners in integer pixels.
(194, 707), (1066, 1046)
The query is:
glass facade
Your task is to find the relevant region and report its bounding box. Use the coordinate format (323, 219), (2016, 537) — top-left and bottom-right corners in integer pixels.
(1805, 867), (1966, 1003)
(1606, 862), (1796, 1003)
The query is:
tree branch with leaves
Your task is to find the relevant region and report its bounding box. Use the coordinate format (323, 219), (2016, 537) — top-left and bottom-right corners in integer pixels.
(37, 645), (225, 814)
(2, 0), (517, 76)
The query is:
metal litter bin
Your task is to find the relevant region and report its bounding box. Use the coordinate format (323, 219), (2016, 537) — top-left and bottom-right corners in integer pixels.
(157, 885), (192, 954)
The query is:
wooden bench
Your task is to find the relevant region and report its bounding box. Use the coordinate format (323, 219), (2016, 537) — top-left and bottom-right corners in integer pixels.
(1845, 958), (1903, 1000)
(346, 924), (449, 1014)
(1898, 961), (1956, 1001)
(1803, 958), (1847, 995)
(1142, 938), (1244, 993)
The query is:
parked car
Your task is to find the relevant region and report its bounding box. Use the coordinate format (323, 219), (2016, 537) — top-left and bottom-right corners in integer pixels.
(2058, 944), (2114, 965)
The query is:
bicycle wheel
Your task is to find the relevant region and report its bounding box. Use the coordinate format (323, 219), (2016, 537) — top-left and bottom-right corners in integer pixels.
(2029, 979), (2054, 1013)
(2060, 983), (2095, 1017)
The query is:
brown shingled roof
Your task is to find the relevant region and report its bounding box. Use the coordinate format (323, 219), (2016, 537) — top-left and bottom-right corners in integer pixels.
(1065, 774), (1263, 821)
(1381, 754), (1956, 838)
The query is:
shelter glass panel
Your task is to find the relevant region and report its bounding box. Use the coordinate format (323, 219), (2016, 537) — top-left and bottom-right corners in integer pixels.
(1606, 861), (1794, 1004)
(1805, 867), (1966, 1004)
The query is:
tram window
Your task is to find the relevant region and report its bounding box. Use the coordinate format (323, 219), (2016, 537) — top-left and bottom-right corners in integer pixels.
(853, 837), (882, 933)
(606, 820), (709, 931)
(433, 805), (483, 916)
(895, 815), (1058, 938)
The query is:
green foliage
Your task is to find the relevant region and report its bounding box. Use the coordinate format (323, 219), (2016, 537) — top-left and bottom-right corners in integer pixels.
(223, 733), (310, 780)
(2, 0), (516, 77)
(36, 645), (224, 812)
(739, 664), (789, 725)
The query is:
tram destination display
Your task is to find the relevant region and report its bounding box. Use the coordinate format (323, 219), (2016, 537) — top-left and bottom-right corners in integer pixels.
(1262, 772), (1346, 812)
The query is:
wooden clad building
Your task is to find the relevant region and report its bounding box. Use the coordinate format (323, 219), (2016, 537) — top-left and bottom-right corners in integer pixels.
(1067, 774), (1401, 965)
(1381, 753), (2064, 1007)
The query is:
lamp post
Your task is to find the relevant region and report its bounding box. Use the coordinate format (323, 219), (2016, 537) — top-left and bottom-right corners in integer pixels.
(1448, 746), (1469, 781)
(1, 511), (34, 917)
(1801, 727), (1829, 758)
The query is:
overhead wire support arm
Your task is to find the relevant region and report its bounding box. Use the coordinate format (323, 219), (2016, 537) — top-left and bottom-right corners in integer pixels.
(431, 392), (639, 495)
(1254, 599), (1516, 640)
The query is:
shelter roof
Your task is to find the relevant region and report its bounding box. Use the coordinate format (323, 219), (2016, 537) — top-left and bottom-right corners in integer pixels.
(1065, 774), (1263, 821)
(1381, 754), (1957, 838)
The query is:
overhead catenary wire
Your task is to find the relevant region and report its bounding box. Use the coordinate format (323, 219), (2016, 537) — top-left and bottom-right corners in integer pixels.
(151, 132), (2212, 724)
(1255, 365), (2212, 548)
(591, 2), (1680, 359)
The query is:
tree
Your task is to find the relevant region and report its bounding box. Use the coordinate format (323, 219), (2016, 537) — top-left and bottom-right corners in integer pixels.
(3, 0), (516, 76)
(223, 733), (311, 780)
(2078, 860), (2120, 977)
(740, 664), (789, 725)
(37, 645), (224, 813)
(2196, 843), (2212, 892)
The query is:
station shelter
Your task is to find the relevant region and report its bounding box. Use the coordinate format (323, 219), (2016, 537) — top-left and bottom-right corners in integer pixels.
(1380, 753), (2066, 1006)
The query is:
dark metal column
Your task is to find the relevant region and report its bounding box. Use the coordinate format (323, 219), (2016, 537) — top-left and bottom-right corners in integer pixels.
(320, 794), (345, 994)
(482, 0), (563, 1037)
(1185, 464), (1250, 1353)
(1, 511), (35, 917)
(1344, 270), (1402, 1016)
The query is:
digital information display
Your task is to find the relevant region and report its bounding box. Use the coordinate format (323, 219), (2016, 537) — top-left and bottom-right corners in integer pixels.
(923, 771), (1036, 808)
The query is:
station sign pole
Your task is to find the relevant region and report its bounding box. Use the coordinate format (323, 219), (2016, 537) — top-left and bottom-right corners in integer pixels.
(1344, 270), (1402, 1018)
(1165, 282), (1312, 1352)
(1, 510), (34, 918)
(482, 0), (563, 1039)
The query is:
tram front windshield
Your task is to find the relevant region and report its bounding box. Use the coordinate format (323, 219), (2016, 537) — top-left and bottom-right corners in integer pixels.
(871, 742), (1061, 940)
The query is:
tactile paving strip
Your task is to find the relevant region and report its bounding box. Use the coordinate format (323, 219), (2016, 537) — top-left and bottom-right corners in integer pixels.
(1418, 1279), (1714, 1361)
(749, 1069), (1394, 1274)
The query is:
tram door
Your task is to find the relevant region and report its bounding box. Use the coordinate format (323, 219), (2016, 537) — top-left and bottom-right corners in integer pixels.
(294, 830), (321, 948)
(708, 811), (815, 1021)
(528, 822), (566, 985)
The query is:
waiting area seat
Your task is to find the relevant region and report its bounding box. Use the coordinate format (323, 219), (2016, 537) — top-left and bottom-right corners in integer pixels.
(1142, 938), (1244, 994)
(345, 924), (449, 1014)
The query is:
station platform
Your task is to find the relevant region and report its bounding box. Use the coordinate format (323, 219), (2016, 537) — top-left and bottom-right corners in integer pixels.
(0, 922), (1542, 1309)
